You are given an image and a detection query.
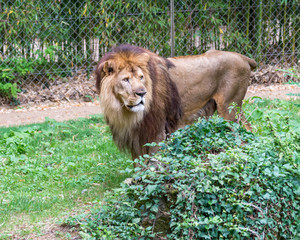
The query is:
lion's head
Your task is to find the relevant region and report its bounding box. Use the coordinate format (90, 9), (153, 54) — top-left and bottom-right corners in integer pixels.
(95, 45), (182, 159)
(112, 65), (148, 113)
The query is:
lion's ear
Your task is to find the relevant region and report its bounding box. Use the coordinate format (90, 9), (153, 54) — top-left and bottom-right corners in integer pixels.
(95, 60), (115, 92)
(97, 60), (114, 77)
(138, 53), (150, 65)
(102, 61), (115, 75)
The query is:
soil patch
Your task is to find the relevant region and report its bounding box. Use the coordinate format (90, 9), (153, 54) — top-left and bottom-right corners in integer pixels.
(0, 100), (102, 127)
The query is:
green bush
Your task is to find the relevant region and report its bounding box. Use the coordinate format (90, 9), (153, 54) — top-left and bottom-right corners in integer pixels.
(66, 114), (299, 239)
(0, 45), (71, 102)
(0, 82), (19, 99)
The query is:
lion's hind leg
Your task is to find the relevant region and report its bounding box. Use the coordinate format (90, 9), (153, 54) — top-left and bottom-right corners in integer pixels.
(214, 95), (252, 131)
(188, 99), (217, 123)
(200, 99), (217, 119)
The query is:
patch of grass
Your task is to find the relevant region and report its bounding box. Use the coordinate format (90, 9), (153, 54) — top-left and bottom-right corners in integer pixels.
(244, 98), (300, 134)
(1, 99), (299, 238)
(285, 81), (300, 87)
(0, 115), (131, 236)
(286, 93), (300, 97)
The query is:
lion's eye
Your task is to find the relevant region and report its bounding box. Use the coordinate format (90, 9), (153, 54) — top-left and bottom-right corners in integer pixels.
(139, 75), (144, 80)
(122, 78), (129, 82)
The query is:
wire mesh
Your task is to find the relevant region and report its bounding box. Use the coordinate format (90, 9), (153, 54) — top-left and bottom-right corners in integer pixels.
(0, 0), (299, 96)
(173, 0), (299, 65)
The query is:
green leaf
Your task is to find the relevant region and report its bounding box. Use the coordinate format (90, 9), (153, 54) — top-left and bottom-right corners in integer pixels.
(145, 185), (157, 195)
(132, 218), (140, 224)
(150, 204), (159, 213)
(273, 166), (280, 177)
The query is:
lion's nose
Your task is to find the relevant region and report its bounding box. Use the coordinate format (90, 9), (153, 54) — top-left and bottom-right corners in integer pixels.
(135, 89), (147, 97)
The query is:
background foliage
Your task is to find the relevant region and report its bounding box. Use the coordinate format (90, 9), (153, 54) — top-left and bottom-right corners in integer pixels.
(0, 0), (299, 100)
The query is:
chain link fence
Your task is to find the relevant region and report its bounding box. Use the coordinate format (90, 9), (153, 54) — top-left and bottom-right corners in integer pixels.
(0, 0), (299, 104)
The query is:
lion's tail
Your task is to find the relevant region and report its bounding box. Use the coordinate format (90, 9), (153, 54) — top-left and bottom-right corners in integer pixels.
(241, 55), (257, 70)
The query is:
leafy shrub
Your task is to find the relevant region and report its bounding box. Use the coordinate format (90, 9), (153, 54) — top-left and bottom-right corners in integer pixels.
(0, 82), (20, 100)
(276, 68), (300, 81)
(0, 128), (34, 156)
(66, 115), (299, 239)
(244, 98), (300, 163)
(0, 45), (70, 103)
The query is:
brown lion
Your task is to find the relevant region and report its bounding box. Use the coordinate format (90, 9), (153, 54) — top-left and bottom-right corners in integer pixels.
(95, 45), (256, 160)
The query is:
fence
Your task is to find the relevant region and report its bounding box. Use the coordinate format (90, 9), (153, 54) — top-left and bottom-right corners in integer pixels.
(0, 0), (299, 102)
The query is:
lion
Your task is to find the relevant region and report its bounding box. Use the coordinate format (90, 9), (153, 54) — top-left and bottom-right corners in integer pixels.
(95, 45), (256, 160)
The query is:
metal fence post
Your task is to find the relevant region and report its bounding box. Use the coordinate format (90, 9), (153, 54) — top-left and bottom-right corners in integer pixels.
(170, 0), (175, 57)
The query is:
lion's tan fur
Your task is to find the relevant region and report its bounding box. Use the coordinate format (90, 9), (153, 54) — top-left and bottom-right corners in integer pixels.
(168, 50), (256, 129)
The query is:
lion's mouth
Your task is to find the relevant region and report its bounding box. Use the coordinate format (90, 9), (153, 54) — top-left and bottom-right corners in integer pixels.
(127, 101), (144, 109)
(126, 100), (145, 112)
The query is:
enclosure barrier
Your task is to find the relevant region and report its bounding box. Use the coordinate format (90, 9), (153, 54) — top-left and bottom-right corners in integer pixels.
(0, 0), (299, 99)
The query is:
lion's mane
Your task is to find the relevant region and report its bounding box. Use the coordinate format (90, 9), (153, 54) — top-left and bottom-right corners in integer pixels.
(95, 45), (182, 159)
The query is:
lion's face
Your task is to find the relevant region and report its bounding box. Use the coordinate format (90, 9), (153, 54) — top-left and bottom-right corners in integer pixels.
(113, 66), (147, 113)
(98, 57), (153, 118)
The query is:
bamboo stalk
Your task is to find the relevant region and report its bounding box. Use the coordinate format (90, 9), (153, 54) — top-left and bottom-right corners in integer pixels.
(282, 1), (287, 65)
(291, 1), (296, 64)
(272, 1), (277, 47)
(257, 0), (263, 63)
(86, 0), (93, 78)
(246, 0), (250, 40)
(226, 0), (231, 50)
(170, 0), (175, 57)
(233, 0), (237, 49)
(0, 1), (4, 58)
(74, 0), (82, 68)
(264, 0), (273, 63)
(278, 3), (283, 55)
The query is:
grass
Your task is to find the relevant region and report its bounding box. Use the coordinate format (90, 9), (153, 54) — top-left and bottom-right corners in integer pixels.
(0, 115), (131, 238)
(243, 97), (300, 135)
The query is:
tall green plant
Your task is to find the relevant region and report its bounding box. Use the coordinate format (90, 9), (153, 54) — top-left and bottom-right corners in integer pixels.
(257, 0), (263, 62)
(282, 0), (287, 64)
(0, 45), (71, 102)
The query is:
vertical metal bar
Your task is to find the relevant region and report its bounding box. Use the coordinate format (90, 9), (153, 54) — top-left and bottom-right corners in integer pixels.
(170, 0), (175, 57)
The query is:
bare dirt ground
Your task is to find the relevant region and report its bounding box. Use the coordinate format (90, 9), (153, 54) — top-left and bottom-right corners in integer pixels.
(0, 83), (299, 128)
(0, 100), (102, 127)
